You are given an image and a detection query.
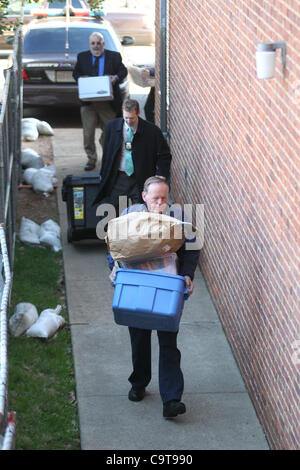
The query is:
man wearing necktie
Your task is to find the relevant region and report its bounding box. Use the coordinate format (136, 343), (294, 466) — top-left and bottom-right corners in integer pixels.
(93, 99), (172, 216)
(73, 32), (128, 171)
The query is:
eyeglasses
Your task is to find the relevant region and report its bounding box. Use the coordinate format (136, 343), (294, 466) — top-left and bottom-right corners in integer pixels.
(90, 41), (102, 45)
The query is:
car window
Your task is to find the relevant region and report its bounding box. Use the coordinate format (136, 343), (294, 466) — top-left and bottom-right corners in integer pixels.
(48, 0), (67, 7)
(48, 0), (84, 8)
(23, 27), (117, 53)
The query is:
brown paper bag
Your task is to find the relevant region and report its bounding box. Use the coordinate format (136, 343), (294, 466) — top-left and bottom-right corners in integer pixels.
(106, 211), (185, 262)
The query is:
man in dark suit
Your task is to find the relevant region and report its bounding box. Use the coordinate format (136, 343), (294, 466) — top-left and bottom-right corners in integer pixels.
(107, 176), (201, 418)
(73, 32), (128, 171)
(93, 98), (172, 214)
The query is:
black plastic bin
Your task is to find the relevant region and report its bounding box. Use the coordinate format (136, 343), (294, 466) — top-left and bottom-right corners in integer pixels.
(62, 173), (102, 242)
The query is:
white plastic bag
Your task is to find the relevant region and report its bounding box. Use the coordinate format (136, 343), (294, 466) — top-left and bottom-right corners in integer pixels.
(26, 305), (65, 339)
(32, 167), (54, 194)
(37, 120), (54, 136)
(23, 117), (40, 126)
(22, 119), (39, 141)
(21, 118), (54, 140)
(39, 219), (62, 252)
(39, 232), (62, 252)
(23, 167), (38, 185)
(43, 164), (56, 176)
(21, 148), (44, 169)
(121, 253), (178, 275)
(19, 217), (62, 250)
(40, 219), (61, 238)
(9, 302), (39, 337)
(44, 164), (57, 184)
(19, 217), (40, 245)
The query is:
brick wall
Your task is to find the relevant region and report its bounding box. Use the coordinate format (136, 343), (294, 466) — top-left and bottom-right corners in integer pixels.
(156, 0), (300, 449)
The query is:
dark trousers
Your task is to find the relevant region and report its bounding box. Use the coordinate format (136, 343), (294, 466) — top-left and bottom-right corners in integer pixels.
(97, 171), (142, 233)
(128, 327), (184, 404)
(110, 171), (142, 213)
(144, 87), (155, 123)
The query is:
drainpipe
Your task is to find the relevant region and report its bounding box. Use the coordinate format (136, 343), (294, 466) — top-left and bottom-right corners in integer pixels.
(160, 0), (168, 138)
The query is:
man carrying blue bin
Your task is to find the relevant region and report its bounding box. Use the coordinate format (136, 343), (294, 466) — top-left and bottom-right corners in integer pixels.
(107, 176), (200, 418)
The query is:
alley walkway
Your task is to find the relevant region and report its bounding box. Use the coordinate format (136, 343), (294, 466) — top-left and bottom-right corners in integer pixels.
(54, 126), (269, 450)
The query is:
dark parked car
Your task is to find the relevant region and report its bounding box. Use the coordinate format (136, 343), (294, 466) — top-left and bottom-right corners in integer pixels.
(19, 16), (133, 107)
(0, 0), (89, 48)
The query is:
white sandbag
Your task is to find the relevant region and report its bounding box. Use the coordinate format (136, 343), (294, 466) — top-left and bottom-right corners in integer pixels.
(19, 216), (40, 245)
(22, 119), (39, 141)
(9, 302), (39, 337)
(26, 305), (65, 339)
(43, 165), (57, 184)
(39, 231), (62, 252)
(31, 167), (54, 194)
(23, 167), (38, 185)
(22, 117), (54, 137)
(23, 117), (40, 125)
(37, 120), (54, 136)
(24, 165), (56, 186)
(43, 164), (56, 176)
(21, 148), (44, 169)
(39, 219), (62, 252)
(40, 219), (61, 238)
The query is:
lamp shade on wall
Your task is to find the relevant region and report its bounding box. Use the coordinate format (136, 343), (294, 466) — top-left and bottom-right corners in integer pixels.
(256, 50), (276, 79)
(255, 42), (286, 79)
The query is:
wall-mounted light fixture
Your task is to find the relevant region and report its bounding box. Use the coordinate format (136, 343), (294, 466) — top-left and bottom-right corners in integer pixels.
(256, 42), (286, 79)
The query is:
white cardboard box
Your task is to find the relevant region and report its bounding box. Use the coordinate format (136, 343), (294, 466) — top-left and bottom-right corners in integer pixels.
(128, 65), (155, 88)
(78, 76), (113, 101)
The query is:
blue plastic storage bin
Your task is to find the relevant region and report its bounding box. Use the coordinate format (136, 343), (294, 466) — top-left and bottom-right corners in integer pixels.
(112, 269), (188, 332)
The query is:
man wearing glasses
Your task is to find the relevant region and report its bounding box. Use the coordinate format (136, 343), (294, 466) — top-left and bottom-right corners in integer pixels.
(73, 32), (128, 171)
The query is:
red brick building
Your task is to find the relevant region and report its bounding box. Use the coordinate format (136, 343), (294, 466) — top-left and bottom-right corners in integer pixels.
(155, 0), (300, 449)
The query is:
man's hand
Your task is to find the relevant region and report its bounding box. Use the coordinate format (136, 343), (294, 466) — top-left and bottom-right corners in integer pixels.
(141, 68), (151, 79)
(109, 266), (117, 285)
(184, 275), (194, 295)
(110, 75), (118, 85)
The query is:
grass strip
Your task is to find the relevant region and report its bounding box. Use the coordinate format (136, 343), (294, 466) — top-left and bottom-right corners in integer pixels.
(7, 241), (80, 450)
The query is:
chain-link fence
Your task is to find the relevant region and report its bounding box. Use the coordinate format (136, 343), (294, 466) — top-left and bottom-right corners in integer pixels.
(0, 27), (22, 265)
(0, 27), (22, 450)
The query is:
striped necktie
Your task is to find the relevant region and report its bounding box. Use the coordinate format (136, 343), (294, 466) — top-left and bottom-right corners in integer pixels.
(125, 126), (134, 176)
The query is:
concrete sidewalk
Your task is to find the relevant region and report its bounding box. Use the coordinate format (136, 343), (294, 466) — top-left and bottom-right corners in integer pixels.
(54, 126), (269, 451)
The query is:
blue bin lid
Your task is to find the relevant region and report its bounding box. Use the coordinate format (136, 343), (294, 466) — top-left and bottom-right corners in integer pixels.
(114, 268), (187, 293)
(116, 268), (186, 282)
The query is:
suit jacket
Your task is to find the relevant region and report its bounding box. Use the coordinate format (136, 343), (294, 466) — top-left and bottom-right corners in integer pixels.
(93, 117), (172, 204)
(73, 49), (128, 115)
